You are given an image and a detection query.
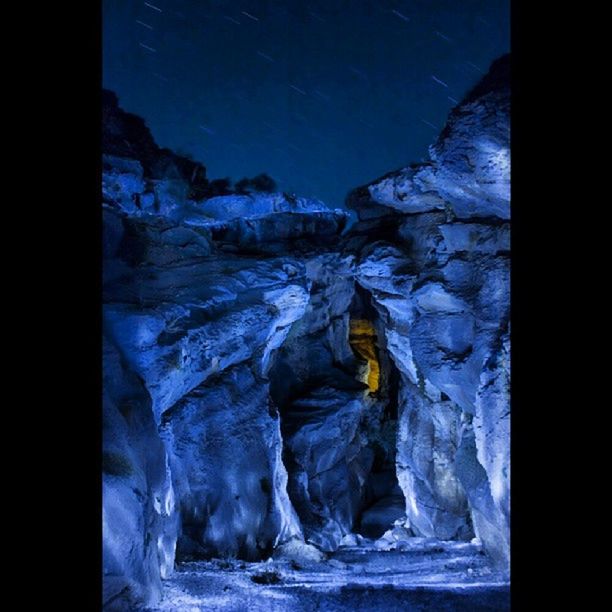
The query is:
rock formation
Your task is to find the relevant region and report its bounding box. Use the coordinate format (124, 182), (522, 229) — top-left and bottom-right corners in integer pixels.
(102, 54), (510, 609)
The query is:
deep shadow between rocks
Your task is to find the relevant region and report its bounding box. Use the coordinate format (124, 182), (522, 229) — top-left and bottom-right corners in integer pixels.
(268, 281), (406, 549)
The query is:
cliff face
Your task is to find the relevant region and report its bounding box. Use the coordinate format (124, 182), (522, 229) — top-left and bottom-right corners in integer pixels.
(102, 54), (510, 610)
(344, 54), (510, 566)
(102, 90), (354, 607)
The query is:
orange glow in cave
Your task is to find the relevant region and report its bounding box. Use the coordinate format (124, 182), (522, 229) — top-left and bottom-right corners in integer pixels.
(349, 319), (380, 393)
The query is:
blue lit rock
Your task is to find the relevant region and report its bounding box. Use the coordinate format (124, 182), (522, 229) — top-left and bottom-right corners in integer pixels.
(395, 379), (472, 540)
(349, 55), (510, 569)
(354, 224), (510, 566)
(160, 364), (302, 560)
(103, 272), (310, 423)
(102, 127), (354, 607)
(267, 259), (375, 552)
(280, 386), (369, 551)
(349, 56), (510, 222)
(102, 54), (511, 609)
(103, 339), (178, 610)
(196, 192), (341, 220)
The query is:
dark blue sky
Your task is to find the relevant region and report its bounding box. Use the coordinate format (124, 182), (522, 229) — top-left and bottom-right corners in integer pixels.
(103, 0), (509, 208)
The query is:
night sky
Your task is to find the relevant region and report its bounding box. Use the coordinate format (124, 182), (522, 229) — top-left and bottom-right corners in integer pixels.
(103, 0), (510, 208)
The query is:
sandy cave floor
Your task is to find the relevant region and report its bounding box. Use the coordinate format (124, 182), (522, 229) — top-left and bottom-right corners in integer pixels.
(145, 539), (510, 611)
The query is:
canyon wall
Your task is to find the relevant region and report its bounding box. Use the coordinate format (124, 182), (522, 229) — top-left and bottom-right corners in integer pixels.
(347, 55), (510, 563)
(102, 54), (510, 609)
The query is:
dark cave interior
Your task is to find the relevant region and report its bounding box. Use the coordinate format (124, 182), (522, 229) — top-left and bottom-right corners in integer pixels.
(268, 282), (405, 547)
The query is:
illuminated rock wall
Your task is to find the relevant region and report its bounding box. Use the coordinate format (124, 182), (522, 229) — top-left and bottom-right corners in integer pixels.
(102, 54), (510, 609)
(348, 55), (510, 568)
(349, 319), (380, 393)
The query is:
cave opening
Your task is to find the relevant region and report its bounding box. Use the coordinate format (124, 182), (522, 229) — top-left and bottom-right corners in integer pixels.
(268, 281), (405, 549)
(348, 283), (404, 540)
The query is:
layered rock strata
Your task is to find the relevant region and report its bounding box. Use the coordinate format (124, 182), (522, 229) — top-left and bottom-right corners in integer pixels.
(102, 54), (510, 609)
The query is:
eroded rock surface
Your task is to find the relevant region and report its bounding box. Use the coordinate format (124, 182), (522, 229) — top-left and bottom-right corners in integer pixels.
(102, 53), (510, 609)
(346, 54), (510, 567)
(103, 340), (177, 610)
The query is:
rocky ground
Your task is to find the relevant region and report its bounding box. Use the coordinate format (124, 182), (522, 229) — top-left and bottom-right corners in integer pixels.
(146, 538), (509, 611)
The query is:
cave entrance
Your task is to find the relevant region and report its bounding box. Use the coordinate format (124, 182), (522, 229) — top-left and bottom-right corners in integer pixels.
(268, 282), (406, 549)
(348, 284), (405, 540)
